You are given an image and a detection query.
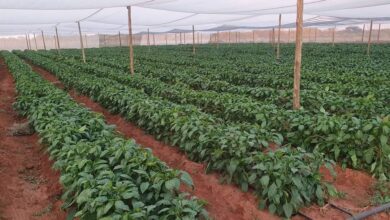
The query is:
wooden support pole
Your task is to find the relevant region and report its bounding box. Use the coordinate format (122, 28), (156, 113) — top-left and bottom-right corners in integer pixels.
(85, 34), (88, 48)
(41, 31), (46, 50)
(293, 0), (303, 110)
(119, 31), (122, 47)
(332, 26), (336, 46)
(25, 34), (30, 50)
(288, 28), (291, 43)
(153, 34), (155, 46)
(252, 30), (255, 43)
(367, 20), (373, 56)
(147, 28), (150, 47)
(184, 32), (186, 44)
(175, 33), (177, 45)
(28, 34), (33, 50)
(361, 24), (365, 42)
(77, 21), (86, 63)
(377, 24), (381, 43)
(127, 6), (134, 74)
(180, 32), (182, 44)
(217, 31), (220, 48)
(33, 33), (38, 50)
(55, 27), (60, 52)
(54, 35), (57, 50)
(277, 14), (282, 60)
(192, 25), (196, 55)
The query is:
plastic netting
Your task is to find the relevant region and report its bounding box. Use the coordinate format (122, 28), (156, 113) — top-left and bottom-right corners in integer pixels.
(0, 0), (390, 35)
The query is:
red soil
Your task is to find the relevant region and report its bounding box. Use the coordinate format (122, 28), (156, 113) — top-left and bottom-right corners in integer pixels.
(29, 62), (390, 220)
(0, 59), (66, 220)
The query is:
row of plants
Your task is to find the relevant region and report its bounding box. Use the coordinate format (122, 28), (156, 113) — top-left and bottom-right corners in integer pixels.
(2, 51), (207, 219)
(23, 51), (390, 182)
(16, 50), (336, 218)
(72, 45), (390, 104)
(39, 51), (389, 119)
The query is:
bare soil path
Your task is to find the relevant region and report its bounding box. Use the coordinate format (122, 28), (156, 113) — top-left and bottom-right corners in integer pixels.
(0, 58), (66, 220)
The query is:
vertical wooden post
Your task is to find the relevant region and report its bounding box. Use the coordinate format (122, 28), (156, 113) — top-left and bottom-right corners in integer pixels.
(287, 28), (291, 43)
(55, 27), (60, 52)
(33, 33), (38, 50)
(77, 21), (86, 63)
(367, 20), (373, 56)
(147, 28), (150, 47)
(192, 25), (196, 54)
(127, 6), (134, 74)
(361, 24), (365, 42)
(25, 34), (30, 50)
(175, 33), (177, 45)
(184, 32), (186, 44)
(293, 0), (303, 110)
(117, 31), (121, 47)
(54, 35), (57, 50)
(252, 30), (255, 43)
(85, 34), (88, 48)
(377, 24), (381, 43)
(217, 31), (220, 48)
(41, 31), (46, 50)
(180, 32), (182, 44)
(277, 14), (282, 59)
(332, 26), (336, 46)
(153, 34), (156, 45)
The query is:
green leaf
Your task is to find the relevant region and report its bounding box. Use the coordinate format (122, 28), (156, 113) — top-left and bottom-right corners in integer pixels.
(283, 203), (293, 218)
(260, 175), (270, 187)
(180, 171), (194, 188)
(316, 186), (323, 199)
(140, 182), (149, 194)
(165, 178), (180, 191)
(351, 154), (357, 167)
(292, 176), (303, 189)
(380, 135), (388, 147)
(115, 200), (130, 211)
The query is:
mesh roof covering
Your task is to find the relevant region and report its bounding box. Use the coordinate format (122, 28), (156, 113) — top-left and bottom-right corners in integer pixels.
(0, 0), (390, 36)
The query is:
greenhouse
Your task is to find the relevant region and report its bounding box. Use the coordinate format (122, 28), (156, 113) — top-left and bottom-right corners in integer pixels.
(0, 0), (389, 219)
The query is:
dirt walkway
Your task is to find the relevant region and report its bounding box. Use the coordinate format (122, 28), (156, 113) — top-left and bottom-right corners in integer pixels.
(0, 59), (66, 220)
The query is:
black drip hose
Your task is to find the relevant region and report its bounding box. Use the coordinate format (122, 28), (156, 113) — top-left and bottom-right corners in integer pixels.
(348, 203), (390, 220)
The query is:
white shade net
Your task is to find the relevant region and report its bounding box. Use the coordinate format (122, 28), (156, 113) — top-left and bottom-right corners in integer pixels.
(0, 0), (390, 35)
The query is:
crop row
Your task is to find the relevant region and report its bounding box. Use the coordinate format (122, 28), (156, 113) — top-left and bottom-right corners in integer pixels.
(17, 50), (333, 218)
(29, 50), (390, 181)
(2, 51), (206, 219)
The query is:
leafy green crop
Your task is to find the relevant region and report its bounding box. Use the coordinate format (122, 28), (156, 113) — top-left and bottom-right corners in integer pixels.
(15, 50), (336, 218)
(2, 51), (207, 220)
